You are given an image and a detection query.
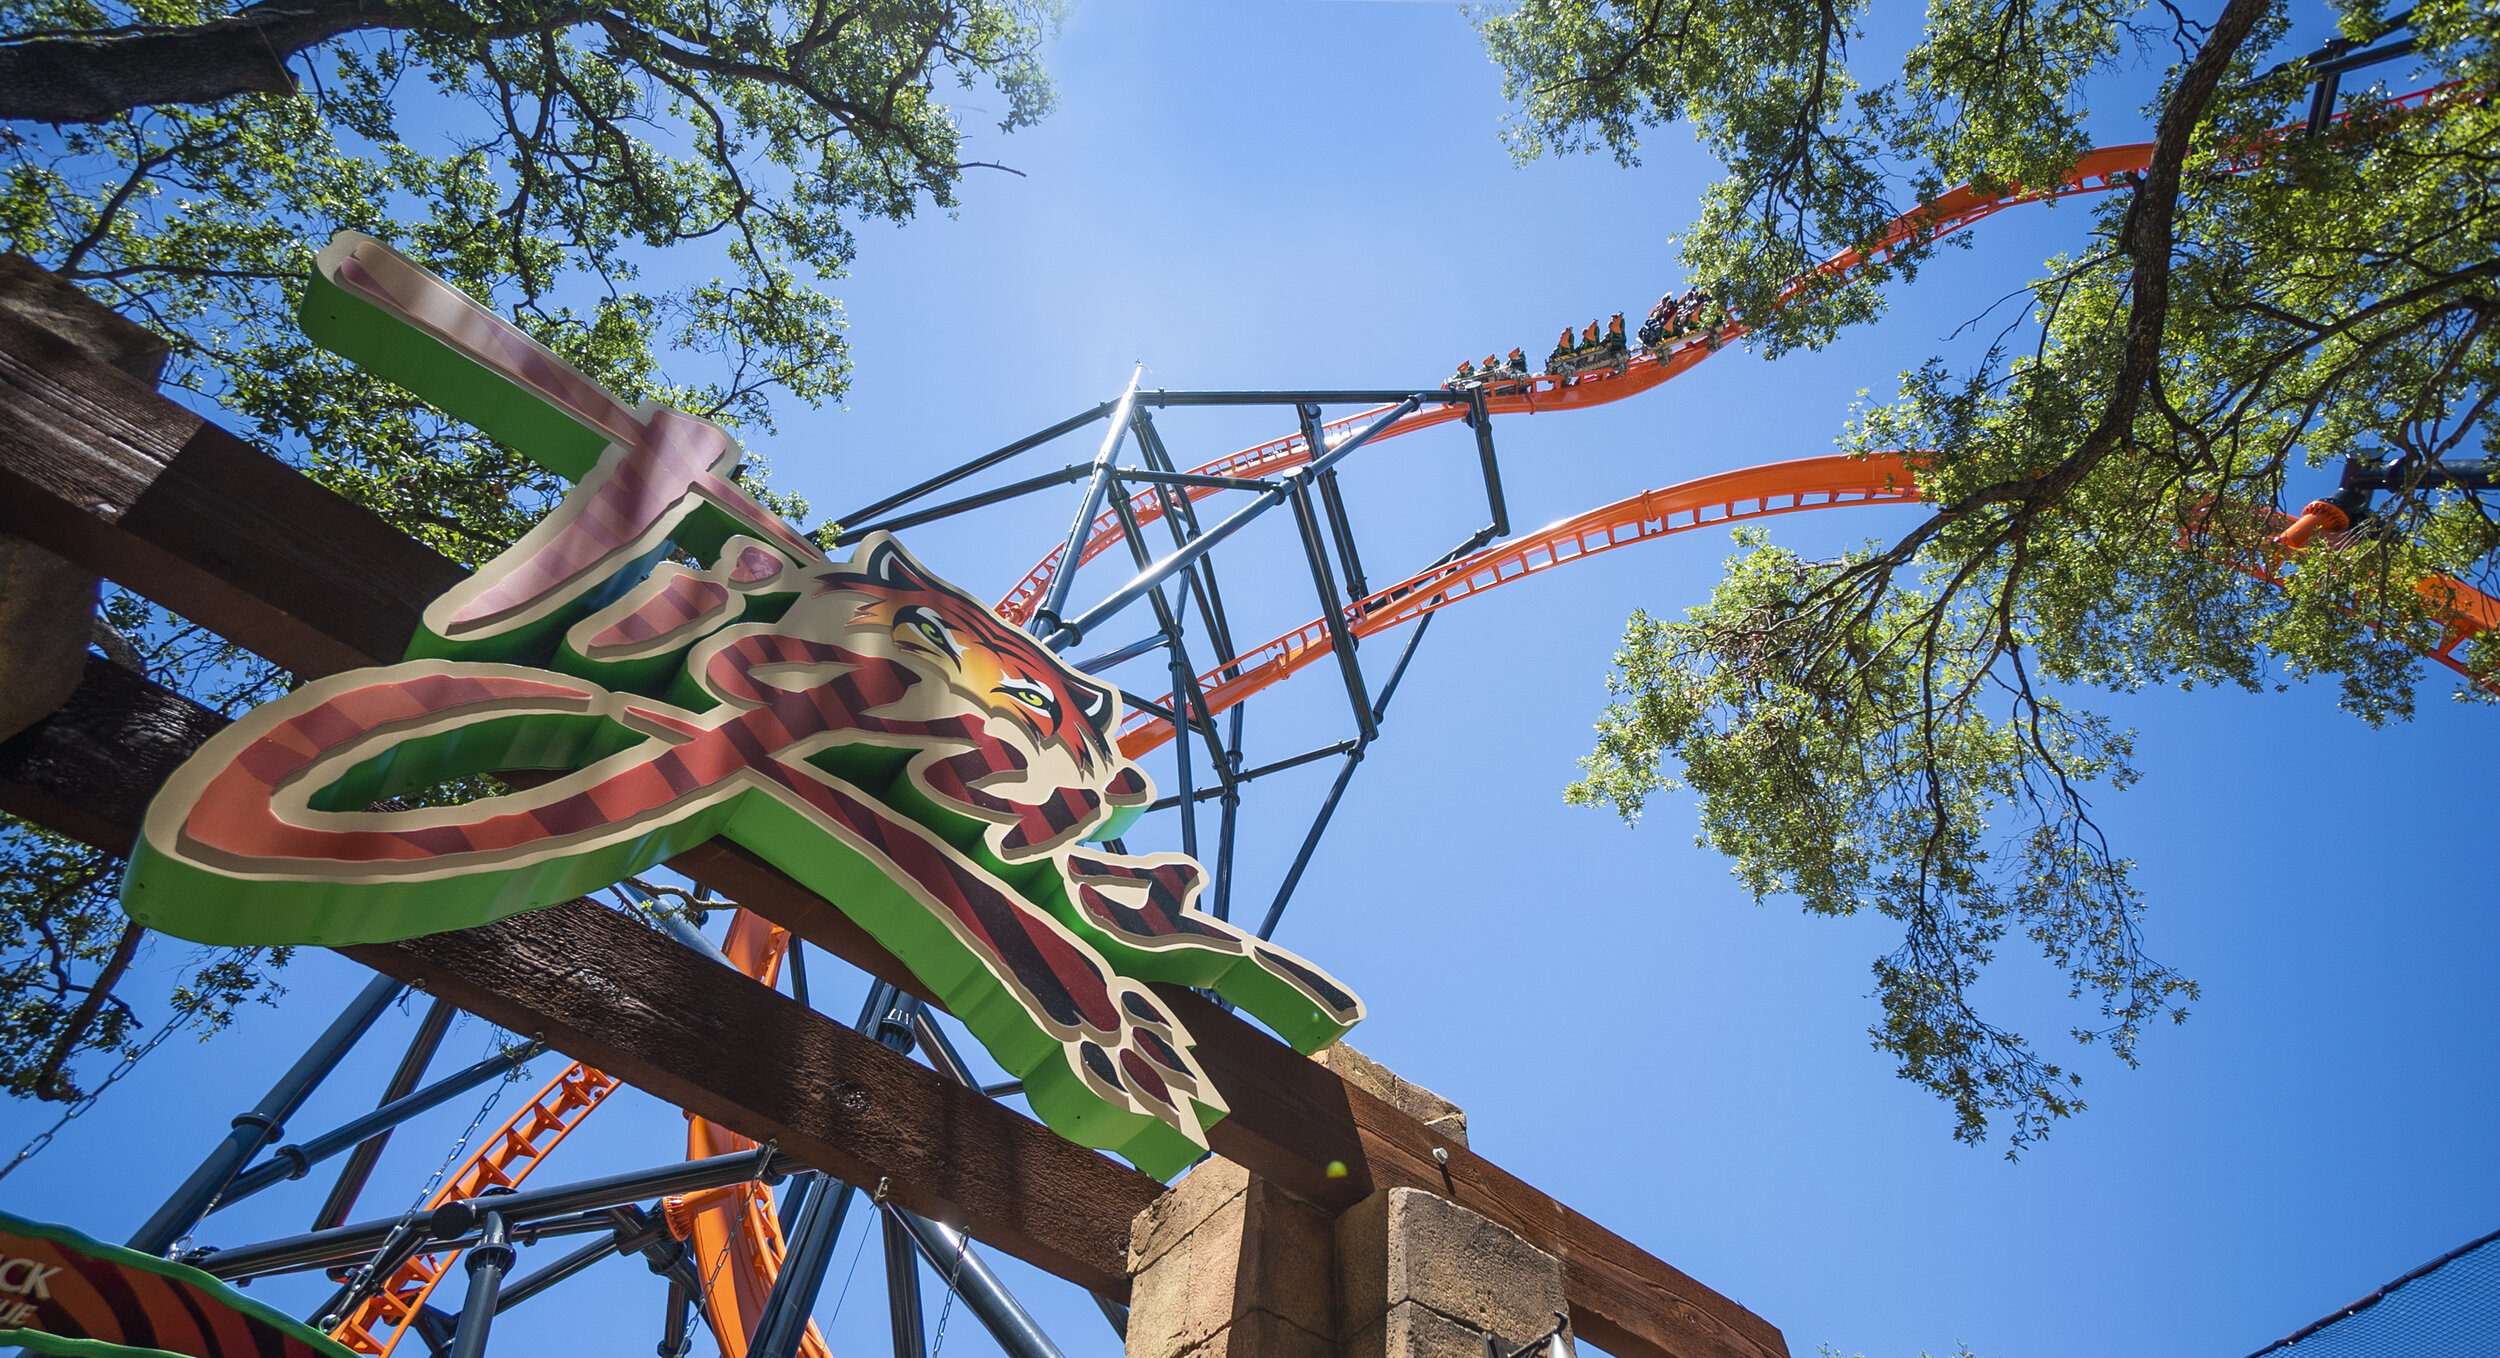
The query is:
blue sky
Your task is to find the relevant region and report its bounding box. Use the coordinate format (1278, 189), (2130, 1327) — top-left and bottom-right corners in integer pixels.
(5, 4), (2493, 1358)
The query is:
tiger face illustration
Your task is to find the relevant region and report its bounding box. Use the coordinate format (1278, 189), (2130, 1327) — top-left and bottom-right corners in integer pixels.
(818, 537), (1120, 768)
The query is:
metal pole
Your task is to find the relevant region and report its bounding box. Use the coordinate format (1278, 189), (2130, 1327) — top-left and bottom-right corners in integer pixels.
(1044, 398), (1419, 651)
(196, 1148), (801, 1279)
(838, 462), (1094, 544)
(1134, 424), (1243, 676)
(1298, 404), (1367, 602)
(129, 973), (402, 1256)
(883, 1207), (927, 1358)
(221, 1039), (547, 1208)
(786, 939), (811, 1008)
(1468, 387), (1510, 537)
(1287, 478), (1375, 741)
(1100, 469), (1234, 826)
(1214, 704), (1243, 921)
(657, 913), (736, 969)
(833, 402), (1115, 530)
(659, 1278), (698, 1358)
(314, 994), (453, 1230)
(445, 1210), (512, 1358)
(1258, 743), (1366, 942)
(1031, 368), (1145, 637)
(1151, 739), (1359, 810)
(491, 1232), (620, 1313)
(777, 1170), (814, 1237)
(893, 1208), (1067, 1358)
(1257, 614), (1436, 942)
(905, 1010), (1103, 1349)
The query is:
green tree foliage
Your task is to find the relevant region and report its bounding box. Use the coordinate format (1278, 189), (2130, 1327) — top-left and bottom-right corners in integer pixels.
(0, 0), (1056, 1098)
(1485, 0), (2497, 1150)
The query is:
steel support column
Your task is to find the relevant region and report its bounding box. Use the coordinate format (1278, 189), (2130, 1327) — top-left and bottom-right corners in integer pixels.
(1044, 398), (1419, 651)
(314, 994), (453, 1231)
(1031, 369), (1145, 637)
(444, 1210), (513, 1358)
(1286, 477), (1374, 741)
(1298, 404), (1368, 602)
(883, 1208), (927, 1358)
(1467, 387), (1511, 537)
(221, 1038), (548, 1208)
(894, 1208), (1068, 1358)
(750, 983), (912, 1358)
(129, 973), (402, 1257)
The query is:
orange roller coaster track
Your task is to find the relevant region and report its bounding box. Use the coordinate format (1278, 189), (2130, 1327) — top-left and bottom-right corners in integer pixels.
(994, 82), (2459, 632)
(1108, 452), (2499, 760)
(1114, 454), (1925, 759)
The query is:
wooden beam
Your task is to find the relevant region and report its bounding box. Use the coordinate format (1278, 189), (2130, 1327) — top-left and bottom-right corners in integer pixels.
(0, 654), (218, 856)
(0, 306), (1788, 1358)
(344, 899), (1159, 1295)
(0, 310), (462, 682)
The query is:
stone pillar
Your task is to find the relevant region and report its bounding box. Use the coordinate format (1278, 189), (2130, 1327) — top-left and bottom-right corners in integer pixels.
(1124, 1047), (1566, 1358)
(1333, 1188), (1565, 1358)
(1127, 1155), (1338, 1358)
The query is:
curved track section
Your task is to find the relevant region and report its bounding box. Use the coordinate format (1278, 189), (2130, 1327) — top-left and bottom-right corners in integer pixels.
(1115, 454), (1923, 758)
(333, 1065), (622, 1353)
(994, 143), (2164, 626)
(1111, 451), (2500, 759)
(997, 83), (2456, 639)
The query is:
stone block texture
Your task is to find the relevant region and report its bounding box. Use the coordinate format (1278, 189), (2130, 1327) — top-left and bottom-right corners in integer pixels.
(1318, 1044), (1468, 1148)
(1127, 1156), (1336, 1358)
(1128, 1054), (1561, 1358)
(1335, 1188), (1564, 1358)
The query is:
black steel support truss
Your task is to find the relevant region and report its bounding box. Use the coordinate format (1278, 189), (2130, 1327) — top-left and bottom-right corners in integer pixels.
(219, 1038), (549, 1209)
(313, 994), (453, 1231)
(190, 1146), (798, 1280)
(130, 974), (405, 1258)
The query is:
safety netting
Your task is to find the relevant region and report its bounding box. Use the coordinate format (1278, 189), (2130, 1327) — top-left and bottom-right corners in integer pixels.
(2248, 1228), (2500, 1358)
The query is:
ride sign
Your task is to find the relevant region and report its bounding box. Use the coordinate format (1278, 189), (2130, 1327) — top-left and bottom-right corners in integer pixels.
(116, 233), (1363, 1179)
(0, 1211), (355, 1357)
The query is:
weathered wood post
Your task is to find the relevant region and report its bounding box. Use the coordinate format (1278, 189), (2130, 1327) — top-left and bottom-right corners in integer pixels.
(1125, 1046), (1569, 1358)
(0, 255), (165, 742)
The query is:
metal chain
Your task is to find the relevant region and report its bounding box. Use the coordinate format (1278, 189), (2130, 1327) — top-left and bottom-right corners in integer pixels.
(926, 1224), (972, 1358)
(0, 1006), (193, 1183)
(317, 1042), (522, 1331)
